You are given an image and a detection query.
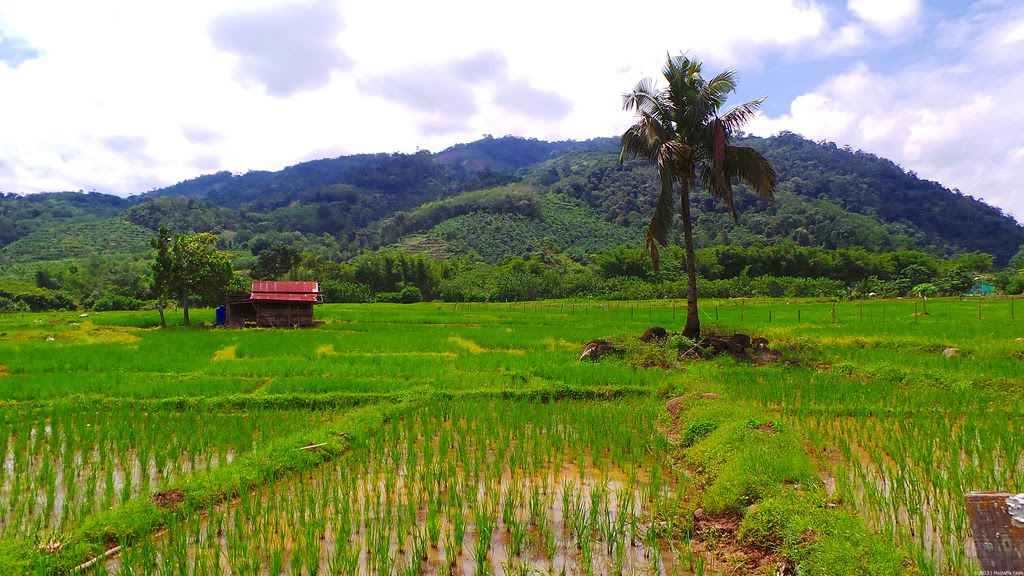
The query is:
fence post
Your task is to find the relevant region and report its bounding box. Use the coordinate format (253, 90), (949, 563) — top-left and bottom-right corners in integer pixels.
(966, 492), (1024, 573)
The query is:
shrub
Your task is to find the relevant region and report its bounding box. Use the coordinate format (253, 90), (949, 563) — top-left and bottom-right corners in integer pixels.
(0, 296), (30, 313)
(320, 280), (372, 303)
(92, 294), (146, 312)
(376, 286), (422, 304)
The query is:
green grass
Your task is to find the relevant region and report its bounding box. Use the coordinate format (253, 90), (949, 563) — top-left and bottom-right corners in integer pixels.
(0, 296), (1016, 574)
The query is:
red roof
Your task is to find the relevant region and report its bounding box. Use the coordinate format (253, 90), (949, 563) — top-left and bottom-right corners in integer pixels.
(252, 281), (319, 294)
(249, 281), (320, 302)
(249, 292), (320, 302)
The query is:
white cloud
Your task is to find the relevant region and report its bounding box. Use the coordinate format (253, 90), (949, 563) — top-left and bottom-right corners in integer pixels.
(847, 0), (921, 35)
(0, 0), (1020, 233)
(748, 58), (1024, 222)
(209, 0), (351, 96)
(0, 0), (837, 198)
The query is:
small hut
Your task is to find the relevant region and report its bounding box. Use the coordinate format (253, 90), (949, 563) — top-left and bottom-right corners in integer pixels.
(224, 281), (321, 327)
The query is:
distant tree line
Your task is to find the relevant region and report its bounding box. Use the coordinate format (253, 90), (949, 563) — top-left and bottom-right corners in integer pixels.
(2, 238), (1023, 314)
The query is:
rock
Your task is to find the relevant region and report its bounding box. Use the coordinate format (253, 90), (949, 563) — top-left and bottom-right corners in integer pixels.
(666, 395), (687, 415)
(751, 336), (770, 349)
(693, 508), (706, 521)
(640, 326), (668, 343)
(698, 336), (730, 356)
(698, 392), (722, 400)
(942, 347), (959, 358)
(730, 333), (752, 348)
(726, 333), (750, 354)
(579, 340), (621, 361)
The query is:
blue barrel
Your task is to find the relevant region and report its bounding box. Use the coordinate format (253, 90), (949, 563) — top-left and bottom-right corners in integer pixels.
(215, 305), (226, 325)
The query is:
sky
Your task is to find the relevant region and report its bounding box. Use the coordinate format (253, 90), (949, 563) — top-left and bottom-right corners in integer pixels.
(1, 0), (1022, 224)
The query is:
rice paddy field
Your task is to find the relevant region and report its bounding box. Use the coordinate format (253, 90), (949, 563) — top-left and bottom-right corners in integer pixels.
(0, 297), (1020, 575)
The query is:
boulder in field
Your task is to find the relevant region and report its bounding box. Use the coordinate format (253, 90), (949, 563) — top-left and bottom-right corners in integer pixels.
(641, 326), (669, 343)
(666, 395), (687, 415)
(698, 336), (730, 356)
(579, 339), (622, 361)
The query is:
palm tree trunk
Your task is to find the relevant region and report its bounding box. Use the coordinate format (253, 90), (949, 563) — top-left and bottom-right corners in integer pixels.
(679, 187), (700, 339)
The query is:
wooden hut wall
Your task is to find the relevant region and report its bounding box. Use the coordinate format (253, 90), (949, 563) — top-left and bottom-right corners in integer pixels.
(253, 302), (315, 327)
(226, 302), (257, 327)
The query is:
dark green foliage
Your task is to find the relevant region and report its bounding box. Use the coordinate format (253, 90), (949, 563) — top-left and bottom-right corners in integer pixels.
(351, 250), (447, 299)
(939, 265), (974, 295)
(375, 286), (422, 304)
(148, 231), (233, 326)
(370, 184), (543, 246)
(434, 134), (594, 173)
(749, 132), (1023, 264)
(126, 196), (236, 233)
(680, 418), (718, 447)
(0, 283), (75, 311)
(251, 242), (301, 280)
(0, 295), (29, 313)
(320, 280), (372, 303)
(2, 134), (1023, 312)
(91, 294), (146, 312)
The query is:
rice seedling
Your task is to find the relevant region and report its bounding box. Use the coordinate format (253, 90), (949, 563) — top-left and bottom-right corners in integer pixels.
(6, 298), (1012, 574)
(92, 397), (687, 575)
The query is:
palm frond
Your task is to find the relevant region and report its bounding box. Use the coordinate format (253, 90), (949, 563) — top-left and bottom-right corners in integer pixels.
(720, 97), (764, 133)
(645, 170), (676, 270)
(725, 146), (778, 201)
(703, 69), (737, 109)
(623, 78), (661, 113)
(620, 115), (669, 164)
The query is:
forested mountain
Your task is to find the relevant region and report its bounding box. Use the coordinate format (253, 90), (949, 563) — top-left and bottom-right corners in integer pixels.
(1, 133), (1022, 272)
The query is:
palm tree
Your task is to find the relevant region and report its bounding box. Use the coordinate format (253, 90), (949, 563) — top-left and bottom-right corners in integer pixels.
(620, 54), (777, 339)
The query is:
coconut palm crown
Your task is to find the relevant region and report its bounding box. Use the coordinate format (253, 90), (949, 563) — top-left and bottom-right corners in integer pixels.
(620, 53), (777, 339)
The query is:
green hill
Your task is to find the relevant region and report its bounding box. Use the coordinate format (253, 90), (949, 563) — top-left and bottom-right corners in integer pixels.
(0, 217), (152, 264)
(0, 133), (1021, 272)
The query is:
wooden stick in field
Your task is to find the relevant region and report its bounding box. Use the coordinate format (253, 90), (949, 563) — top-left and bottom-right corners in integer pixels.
(966, 491), (1024, 574)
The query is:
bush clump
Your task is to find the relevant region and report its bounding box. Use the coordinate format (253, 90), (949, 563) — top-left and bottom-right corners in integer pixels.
(376, 286), (423, 304)
(739, 489), (909, 576)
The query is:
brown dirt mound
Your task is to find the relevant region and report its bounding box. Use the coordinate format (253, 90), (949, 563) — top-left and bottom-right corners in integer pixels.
(152, 489), (185, 510)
